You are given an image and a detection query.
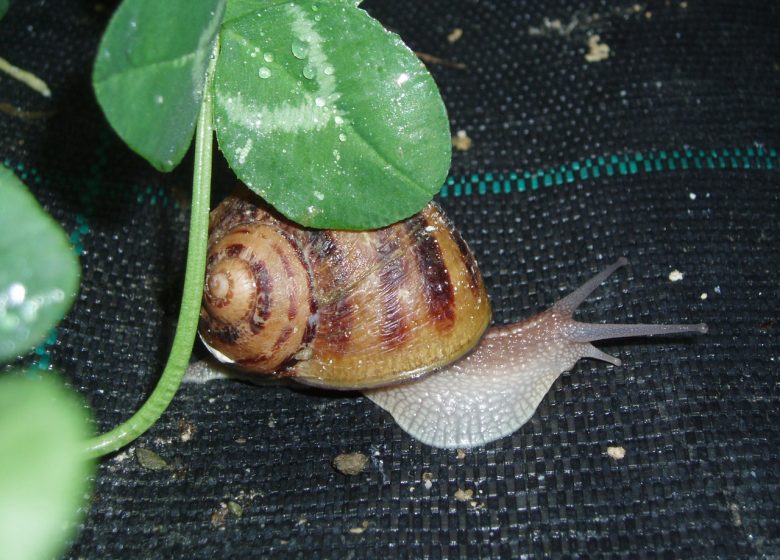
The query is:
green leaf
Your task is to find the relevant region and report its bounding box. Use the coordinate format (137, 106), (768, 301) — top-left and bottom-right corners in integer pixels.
(224, 0), (284, 25)
(93, 0), (226, 171)
(223, 1), (362, 27)
(0, 166), (79, 362)
(215, 0), (451, 229)
(0, 373), (95, 560)
(0, 0), (10, 22)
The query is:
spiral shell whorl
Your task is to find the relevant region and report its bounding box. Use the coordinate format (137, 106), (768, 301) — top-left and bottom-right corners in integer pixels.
(199, 214), (315, 373)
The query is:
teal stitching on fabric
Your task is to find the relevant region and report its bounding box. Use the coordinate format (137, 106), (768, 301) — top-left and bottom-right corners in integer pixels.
(3, 138), (108, 369)
(6, 144), (777, 369)
(5, 132), (183, 370)
(1, 162), (62, 371)
(133, 183), (179, 208)
(439, 145), (779, 198)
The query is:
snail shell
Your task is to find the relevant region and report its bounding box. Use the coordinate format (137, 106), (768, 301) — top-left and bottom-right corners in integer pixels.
(199, 190), (492, 390)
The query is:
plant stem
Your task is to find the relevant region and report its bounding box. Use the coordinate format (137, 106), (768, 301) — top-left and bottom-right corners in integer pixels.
(81, 42), (218, 460)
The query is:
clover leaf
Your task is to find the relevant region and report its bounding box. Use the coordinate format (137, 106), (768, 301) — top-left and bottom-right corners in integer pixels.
(0, 166), (80, 362)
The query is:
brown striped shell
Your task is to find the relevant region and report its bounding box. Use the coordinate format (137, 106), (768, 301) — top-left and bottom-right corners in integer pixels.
(198, 191), (492, 390)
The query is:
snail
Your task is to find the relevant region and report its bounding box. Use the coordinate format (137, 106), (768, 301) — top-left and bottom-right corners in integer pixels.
(199, 190), (707, 448)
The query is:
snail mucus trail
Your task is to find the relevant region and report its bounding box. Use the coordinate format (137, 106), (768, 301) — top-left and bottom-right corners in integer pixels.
(198, 190), (707, 449)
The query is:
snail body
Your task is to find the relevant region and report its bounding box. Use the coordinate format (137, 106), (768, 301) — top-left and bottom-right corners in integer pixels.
(199, 192), (707, 448)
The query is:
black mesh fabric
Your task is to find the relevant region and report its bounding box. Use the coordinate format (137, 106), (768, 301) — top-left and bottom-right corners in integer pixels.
(2, 0), (779, 558)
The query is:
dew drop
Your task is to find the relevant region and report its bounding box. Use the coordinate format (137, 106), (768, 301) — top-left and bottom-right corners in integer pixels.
(315, 97), (326, 107)
(323, 65), (335, 76)
(154, 94), (164, 105)
(302, 63), (315, 80)
(291, 39), (308, 59)
(264, 52), (274, 63)
(259, 67), (271, 79)
(7, 283), (26, 305)
(338, 133), (347, 142)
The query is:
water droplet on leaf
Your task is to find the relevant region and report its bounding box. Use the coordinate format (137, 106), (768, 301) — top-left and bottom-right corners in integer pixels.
(7, 283), (25, 305)
(315, 97), (325, 107)
(264, 53), (274, 63)
(259, 67), (271, 79)
(291, 39), (308, 59)
(302, 63), (315, 80)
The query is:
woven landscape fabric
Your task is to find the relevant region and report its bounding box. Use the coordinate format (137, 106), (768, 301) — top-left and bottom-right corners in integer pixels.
(1, 0), (778, 558)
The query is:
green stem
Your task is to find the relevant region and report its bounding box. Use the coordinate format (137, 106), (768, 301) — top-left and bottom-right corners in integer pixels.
(81, 43), (218, 460)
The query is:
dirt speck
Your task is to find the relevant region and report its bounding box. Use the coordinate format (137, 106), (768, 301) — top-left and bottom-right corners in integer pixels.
(528, 17), (577, 37)
(107, 448), (134, 472)
(348, 520), (370, 534)
(669, 269), (684, 282)
(227, 500), (243, 518)
(333, 452), (369, 475)
(607, 446), (626, 460)
(452, 130), (472, 151)
(135, 447), (169, 471)
(212, 491), (259, 528)
(211, 502), (229, 529)
(454, 488), (474, 502)
(235, 437), (247, 444)
(456, 448), (467, 460)
(415, 51), (467, 69)
(729, 502), (742, 527)
(529, 5), (645, 39)
(111, 448), (133, 463)
(447, 28), (463, 43)
(178, 419), (196, 442)
(585, 35), (610, 62)
(422, 472), (434, 490)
